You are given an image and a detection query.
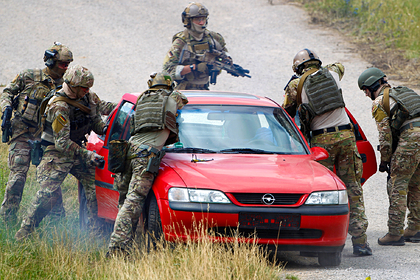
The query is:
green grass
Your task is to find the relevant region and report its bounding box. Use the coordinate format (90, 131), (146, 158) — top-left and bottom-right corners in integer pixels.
(294, 0), (420, 59)
(0, 141), (284, 279)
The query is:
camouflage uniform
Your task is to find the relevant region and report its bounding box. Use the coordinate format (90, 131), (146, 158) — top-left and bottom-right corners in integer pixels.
(371, 85), (420, 236)
(108, 89), (188, 253)
(15, 65), (106, 239)
(0, 68), (65, 222)
(163, 29), (228, 90)
(283, 63), (369, 246)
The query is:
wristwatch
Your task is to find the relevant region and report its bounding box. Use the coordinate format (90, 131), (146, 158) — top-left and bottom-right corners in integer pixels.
(190, 64), (194, 71)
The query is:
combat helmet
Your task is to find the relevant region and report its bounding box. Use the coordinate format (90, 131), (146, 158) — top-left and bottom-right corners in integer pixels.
(44, 42), (73, 68)
(292, 49), (322, 75)
(182, 2), (209, 29)
(358, 67), (386, 90)
(64, 65), (94, 88)
(147, 72), (174, 89)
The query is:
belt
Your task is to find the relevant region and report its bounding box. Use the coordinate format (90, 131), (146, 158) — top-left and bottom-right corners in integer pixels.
(400, 121), (420, 133)
(312, 124), (352, 137)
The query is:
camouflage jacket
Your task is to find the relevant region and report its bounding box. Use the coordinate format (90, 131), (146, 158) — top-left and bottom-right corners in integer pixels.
(89, 91), (117, 116)
(44, 91), (106, 160)
(1, 68), (56, 113)
(282, 63), (345, 117)
(371, 84), (394, 162)
(162, 28), (227, 87)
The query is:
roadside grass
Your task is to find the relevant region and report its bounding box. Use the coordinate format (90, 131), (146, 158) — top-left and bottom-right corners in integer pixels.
(289, 0), (420, 86)
(0, 142), (284, 279)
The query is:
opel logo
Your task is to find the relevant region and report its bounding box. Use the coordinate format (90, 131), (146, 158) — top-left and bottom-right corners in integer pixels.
(262, 193), (275, 205)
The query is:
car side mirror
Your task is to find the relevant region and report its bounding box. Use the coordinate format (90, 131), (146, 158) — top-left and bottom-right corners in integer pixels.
(311, 146), (329, 161)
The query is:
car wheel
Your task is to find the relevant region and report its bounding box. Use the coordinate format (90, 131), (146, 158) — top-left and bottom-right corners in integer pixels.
(79, 183), (89, 231)
(146, 192), (163, 250)
(318, 251), (342, 267)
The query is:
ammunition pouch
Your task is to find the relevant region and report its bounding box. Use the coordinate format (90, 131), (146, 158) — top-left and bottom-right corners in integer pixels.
(297, 103), (315, 142)
(28, 139), (43, 166)
(108, 139), (130, 173)
(146, 149), (166, 176)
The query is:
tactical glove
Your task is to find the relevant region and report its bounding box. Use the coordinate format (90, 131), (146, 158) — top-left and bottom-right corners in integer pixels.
(379, 161), (390, 173)
(87, 151), (105, 167)
(196, 62), (209, 74)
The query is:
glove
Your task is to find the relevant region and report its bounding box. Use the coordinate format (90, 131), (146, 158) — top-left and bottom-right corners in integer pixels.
(196, 62), (208, 74)
(379, 161), (390, 173)
(88, 151), (105, 167)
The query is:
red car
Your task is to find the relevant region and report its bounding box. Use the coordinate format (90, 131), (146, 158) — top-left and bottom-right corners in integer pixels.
(79, 91), (376, 266)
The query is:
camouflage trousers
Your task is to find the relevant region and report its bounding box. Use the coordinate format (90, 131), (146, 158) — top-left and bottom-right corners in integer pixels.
(19, 148), (97, 232)
(0, 131), (64, 222)
(387, 128), (420, 235)
(312, 129), (368, 245)
(108, 143), (156, 251)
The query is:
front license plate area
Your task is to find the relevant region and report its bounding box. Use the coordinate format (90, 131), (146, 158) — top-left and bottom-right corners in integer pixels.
(239, 212), (300, 230)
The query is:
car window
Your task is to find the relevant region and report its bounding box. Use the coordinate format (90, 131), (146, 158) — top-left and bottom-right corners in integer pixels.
(108, 101), (135, 143)
(169, 105), (308, 154)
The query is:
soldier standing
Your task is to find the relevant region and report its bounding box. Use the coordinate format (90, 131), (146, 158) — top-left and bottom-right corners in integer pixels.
(0, 42), (72, 223)
(358, 67), (420, 245)
(107, 72), (188, 256)
(14, 65), (106, 240)
(283, 49), (372, 256)
(163, 2), (229, 90)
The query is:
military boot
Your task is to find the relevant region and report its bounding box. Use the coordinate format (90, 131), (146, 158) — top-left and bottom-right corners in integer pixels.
(15, 225), (33, 241)
(403, 228), (420, 243)
(353, 243), (372, 256)
(378, 233), (405, 246)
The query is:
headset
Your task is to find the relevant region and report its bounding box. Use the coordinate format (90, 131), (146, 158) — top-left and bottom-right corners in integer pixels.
(44, 49), (58, 67)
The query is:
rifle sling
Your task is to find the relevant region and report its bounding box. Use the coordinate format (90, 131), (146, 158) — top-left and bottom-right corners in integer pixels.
(383, 87), (390, 116)
(297, 68), (318, 105)
(51, 96), (91, 114)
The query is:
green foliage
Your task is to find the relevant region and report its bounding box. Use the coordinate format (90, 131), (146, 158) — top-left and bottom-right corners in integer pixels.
(296, 0), (420, 58)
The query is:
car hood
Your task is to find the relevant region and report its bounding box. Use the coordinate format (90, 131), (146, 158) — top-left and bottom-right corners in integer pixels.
(162, 153), (341, 194)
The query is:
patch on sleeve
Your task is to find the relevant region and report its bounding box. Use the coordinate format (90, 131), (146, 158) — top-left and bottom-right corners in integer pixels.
(372, 104), (387, 123)
(167, 51), (173, 58)
(52, 114), (68, 133)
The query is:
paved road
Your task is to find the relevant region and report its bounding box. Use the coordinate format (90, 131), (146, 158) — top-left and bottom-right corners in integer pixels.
(1, 0), (419, 279)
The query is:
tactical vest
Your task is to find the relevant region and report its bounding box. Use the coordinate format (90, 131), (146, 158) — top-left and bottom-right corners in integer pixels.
(16, 69), (55, 126)
(175, 29), (223, 85)
(387, 86), (420, 119)
(302, 68), (345, 116)
(132, 89), (178, 136)
(41, 92), (93, 145)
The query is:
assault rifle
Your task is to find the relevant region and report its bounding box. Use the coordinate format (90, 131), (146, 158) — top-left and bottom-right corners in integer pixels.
(179, 48), (251, 85)
(1, 106), (13, 143)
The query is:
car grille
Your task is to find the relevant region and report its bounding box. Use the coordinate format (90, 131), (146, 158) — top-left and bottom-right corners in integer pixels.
(210, 227), (322, 239)
(231, 193), (303, 205)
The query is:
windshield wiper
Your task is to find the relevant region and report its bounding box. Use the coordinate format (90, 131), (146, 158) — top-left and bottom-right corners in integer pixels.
(166, 147), (217, 153)
(219, 148), (273, 154)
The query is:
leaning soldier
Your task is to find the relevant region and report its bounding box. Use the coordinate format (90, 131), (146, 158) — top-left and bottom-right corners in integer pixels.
(163, 2), (230, 90)
(358, 67), (420, 246)
(0, 42), (72, 223)
(283, 49), (371, 256)
(107, 72), (188, 256)
(15, 65), (106, 240)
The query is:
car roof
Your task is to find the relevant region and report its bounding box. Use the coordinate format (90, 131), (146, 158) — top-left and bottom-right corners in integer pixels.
(121, 90), (281, 107)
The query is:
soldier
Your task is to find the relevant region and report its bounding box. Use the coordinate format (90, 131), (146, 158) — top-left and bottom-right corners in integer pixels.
(107, 72), (188, 256)
(358, 67), (420, 246)
(163, 2), (230, 90)
(283, 49), (372, 256)
(14, 65), (106, 240)
(0, 42), (72, 223)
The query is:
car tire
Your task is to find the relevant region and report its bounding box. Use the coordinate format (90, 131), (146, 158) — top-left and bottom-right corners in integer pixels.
(146, 192), (163, 250)
(318, 251), (342, 267)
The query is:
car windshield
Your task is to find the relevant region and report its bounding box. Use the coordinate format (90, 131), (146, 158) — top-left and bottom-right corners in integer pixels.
(166, 105), (308, 155)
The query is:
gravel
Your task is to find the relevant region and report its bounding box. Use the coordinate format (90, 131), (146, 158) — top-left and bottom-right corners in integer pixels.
(1, 0), (419, 279)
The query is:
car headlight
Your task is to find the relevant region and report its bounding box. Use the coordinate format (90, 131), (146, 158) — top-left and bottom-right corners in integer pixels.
(168, 188), (231, 204)
(305, 190), (348, 205)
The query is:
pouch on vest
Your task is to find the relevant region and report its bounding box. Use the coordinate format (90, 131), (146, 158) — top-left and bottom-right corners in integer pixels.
(108, 139), (130, 173)
(20, 71), (51, 123)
